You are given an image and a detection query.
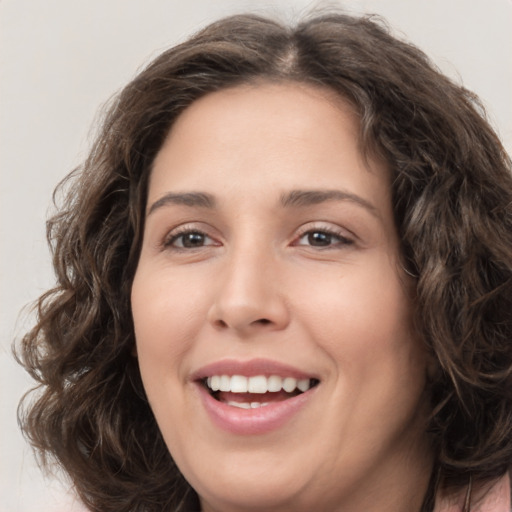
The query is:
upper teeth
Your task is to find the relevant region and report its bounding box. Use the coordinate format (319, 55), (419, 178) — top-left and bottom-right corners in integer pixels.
(206, 375), (312, 394)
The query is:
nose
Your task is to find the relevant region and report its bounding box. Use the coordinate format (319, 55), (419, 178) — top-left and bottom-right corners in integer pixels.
(207, 246), (290, 336)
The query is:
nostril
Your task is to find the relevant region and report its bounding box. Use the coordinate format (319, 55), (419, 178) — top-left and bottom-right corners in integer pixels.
(211, 318), (271, 330)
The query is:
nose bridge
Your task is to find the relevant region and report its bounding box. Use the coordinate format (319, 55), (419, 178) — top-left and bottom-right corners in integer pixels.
(208, 232), (289, 334)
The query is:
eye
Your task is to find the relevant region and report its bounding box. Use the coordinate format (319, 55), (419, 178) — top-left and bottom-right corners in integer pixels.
(165, 229), (217, 249)
(295, 228), (353, 248)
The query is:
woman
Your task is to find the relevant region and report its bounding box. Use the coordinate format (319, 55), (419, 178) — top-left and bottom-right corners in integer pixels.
(17, 12), (512, 512)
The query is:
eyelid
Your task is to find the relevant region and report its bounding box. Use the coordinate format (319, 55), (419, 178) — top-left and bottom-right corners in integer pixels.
(159, 221), (355, 251)
(292, 222), (355, 247)
(162, 223), (221, 249)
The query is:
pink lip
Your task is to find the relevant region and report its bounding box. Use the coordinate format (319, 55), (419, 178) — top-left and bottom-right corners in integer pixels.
(191, 358), (319, 435)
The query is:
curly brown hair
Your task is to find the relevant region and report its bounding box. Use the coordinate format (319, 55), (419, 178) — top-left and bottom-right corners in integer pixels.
(17, 12), (512, 512)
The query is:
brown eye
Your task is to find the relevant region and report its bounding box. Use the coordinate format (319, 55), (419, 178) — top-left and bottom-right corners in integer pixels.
(296, 229), (353, 248)
(181, 232), (206, 247)
(307, 231), (332, 246)
(167, 231), (214, 248)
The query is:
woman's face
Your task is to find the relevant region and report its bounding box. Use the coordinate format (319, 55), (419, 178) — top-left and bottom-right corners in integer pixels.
(131, 83), (431, 512)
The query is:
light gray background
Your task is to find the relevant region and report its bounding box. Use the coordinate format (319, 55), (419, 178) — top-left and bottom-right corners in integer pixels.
(1, 1), (511, 510)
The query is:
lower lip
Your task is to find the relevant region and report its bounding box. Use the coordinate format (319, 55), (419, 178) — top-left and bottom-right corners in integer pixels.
(196, 384), (317, 435)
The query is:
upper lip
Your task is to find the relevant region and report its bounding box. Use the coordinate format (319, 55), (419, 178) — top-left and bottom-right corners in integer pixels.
(190, 358), (319, 381)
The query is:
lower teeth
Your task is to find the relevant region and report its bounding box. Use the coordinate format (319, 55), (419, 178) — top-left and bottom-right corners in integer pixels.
(226, 401), (270, 409)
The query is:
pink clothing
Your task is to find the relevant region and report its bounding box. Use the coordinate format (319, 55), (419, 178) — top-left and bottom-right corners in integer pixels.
(434, 473), (511, 512)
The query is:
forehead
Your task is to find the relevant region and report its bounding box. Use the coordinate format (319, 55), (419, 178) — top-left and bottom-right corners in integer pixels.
(149, 82), (390, 210)
(159, 82), (361, 158)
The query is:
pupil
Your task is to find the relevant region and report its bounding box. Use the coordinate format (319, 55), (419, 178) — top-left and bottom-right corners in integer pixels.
(183, 232), (204, 247)
(308, 232), (331, 246)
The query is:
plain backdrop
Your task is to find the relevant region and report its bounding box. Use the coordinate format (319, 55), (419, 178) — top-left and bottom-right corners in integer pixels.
(1, 1), (511, 510)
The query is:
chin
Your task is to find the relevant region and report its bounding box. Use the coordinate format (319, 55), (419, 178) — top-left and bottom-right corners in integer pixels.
(193, 475), (310, 512)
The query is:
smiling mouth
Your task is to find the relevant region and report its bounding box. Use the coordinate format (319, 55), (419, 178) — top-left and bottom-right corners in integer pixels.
(202, 375), (320, 409)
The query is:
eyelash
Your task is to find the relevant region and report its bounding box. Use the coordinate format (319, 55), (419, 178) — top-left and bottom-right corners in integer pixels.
(162, 225), (354, 251)
(163, 226), (217, 250)
(294, 226), (354, 249)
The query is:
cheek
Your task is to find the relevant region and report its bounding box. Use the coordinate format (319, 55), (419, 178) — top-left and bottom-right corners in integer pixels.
(130, 269), (206, 453)
(131, 269), (208, 377)
(304, 265), (427, 447)
(294, 257), (423, 384)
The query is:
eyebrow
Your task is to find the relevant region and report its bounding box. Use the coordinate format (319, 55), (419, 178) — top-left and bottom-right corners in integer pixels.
(147, 188), (378, 217)
(147, 192), (216, 215)
(280, 189), (378, 217)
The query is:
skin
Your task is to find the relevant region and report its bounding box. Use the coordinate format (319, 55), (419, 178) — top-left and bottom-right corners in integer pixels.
(131, 83), (433, 512)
